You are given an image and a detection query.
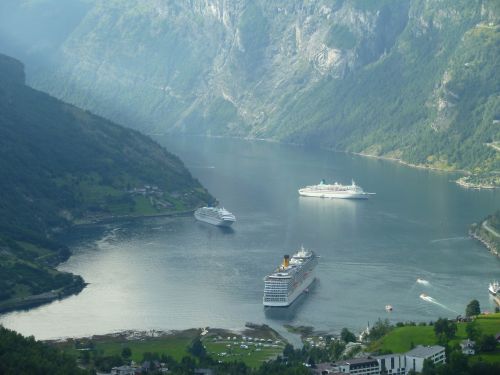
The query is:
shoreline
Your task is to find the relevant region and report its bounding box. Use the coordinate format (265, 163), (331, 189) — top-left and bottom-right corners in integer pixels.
(0, 208), (199, 316)
(44, 324), (290, 369)
(0, 281), (86, 314)
(43, 323), (286, 344)
(163, 133), (498, 189)
(469, 220), (500, 258)
(352, 152), (498, 189)
(470, 230), (499, 257)
(73, 208), (196, 226)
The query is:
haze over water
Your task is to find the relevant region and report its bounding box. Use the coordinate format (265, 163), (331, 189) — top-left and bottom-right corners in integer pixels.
(1, 136), (499, 340)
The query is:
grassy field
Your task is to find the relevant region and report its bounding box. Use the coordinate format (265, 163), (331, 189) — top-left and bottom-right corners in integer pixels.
(50, 325), (286, 368)
(370, 313), (500, 362)
(202, 335), (284, 368)
(371, 325), (436, 353)
(52, 330), (199, 362)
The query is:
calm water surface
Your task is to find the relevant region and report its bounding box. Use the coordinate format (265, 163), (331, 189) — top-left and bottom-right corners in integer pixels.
(1, 136), (499, 340)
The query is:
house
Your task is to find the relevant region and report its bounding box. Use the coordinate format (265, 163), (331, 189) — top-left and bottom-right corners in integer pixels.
(111, 365), (136, 375)
(460, 339), (476, 355)
(405, 345), (445, 373)
(332, 357), (380, 374)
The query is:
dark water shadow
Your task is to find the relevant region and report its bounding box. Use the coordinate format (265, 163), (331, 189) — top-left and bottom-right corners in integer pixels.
(218, 226), (235, 235)
(196, 221), (235, 235)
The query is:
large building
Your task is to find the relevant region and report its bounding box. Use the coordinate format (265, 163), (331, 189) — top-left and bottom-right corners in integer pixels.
(314, 345), (445, 375)
(405, 345), (446, 373)
(333, 357), (380, 375)
(374, 353), (406, 375)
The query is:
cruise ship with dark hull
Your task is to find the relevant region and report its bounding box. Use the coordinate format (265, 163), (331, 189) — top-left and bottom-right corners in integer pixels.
(263, 247), (318, 307)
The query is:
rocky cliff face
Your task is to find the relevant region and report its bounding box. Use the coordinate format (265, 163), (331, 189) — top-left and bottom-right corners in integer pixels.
(2, 0), (498, 177)
(23, 0), (410, 134)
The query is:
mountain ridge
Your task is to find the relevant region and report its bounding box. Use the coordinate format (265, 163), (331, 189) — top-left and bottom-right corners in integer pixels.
(1, 0), (498, 185)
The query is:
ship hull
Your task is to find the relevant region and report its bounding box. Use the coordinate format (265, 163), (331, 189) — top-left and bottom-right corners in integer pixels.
(194, 212), (235, 227)
(263, 270), (316, 307)
(298, 190), (370, 199)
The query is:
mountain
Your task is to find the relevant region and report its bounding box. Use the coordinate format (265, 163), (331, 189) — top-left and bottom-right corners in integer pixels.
(0, 53), (212, 311)
(1, 0), (499, 185)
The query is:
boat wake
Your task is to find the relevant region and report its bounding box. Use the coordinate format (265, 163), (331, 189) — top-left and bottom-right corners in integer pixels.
(430, 236), (468, 243)
(419, 294), (458, 314)
(188, 165), (215, 169)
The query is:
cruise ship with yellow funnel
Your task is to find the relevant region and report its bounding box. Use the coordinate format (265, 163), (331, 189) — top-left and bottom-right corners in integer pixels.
(263, 246), (318, 307)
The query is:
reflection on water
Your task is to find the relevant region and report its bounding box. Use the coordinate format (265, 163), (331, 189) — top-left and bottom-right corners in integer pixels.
(1, 136), (499, 340)
(196, 222), (236, 235)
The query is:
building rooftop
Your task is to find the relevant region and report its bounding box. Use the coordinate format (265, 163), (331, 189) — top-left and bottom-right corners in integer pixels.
(374, 353), (405, 360)
(406, 345), (445, 358)
(460, 339), (475, 347)
(335, 357), (378, 366)
(312, 362), (336, 374)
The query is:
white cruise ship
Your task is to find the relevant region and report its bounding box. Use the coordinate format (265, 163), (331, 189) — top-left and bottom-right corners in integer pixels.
(263, 246), (318, 307)
(298, 179), (374, 199)
(194, 206), (236, 227)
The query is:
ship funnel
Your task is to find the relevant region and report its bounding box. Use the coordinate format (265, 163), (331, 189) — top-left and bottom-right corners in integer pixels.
(283, 254), (290, 268)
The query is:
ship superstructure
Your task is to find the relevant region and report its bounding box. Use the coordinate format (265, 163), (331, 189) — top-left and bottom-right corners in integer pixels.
(263, 246), (318, 307)
(298, 179), (374, 199)
(194, 206), (236, 227)
(489, 280), (500, 296)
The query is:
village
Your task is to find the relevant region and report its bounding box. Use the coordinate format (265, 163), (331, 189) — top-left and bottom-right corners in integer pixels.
(75, 311), (500, 375)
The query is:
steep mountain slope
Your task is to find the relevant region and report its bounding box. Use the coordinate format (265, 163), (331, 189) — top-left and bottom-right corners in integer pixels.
(0, 53), (212, 311)
(1, 0), (498, 184)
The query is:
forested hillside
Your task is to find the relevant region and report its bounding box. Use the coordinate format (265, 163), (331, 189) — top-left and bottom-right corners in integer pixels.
(0, 326), (88, 375)
(1, 0), (498, 185)
(0, 54), (212, 311)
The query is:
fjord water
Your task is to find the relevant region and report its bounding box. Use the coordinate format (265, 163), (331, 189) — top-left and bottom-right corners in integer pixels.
(1, 136), (499, 340)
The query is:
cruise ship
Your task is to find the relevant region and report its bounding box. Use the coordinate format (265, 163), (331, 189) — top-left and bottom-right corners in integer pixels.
(298, 179), (374, 199)
(489, 280), (500, 296)
(263, 246), (318, 307)
(194, 206), (236, 227)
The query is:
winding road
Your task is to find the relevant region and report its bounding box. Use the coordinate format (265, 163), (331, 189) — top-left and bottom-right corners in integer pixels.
(483, 220), (500, 238)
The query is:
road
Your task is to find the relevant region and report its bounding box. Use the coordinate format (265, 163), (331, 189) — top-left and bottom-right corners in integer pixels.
(483, 220), (500, 238)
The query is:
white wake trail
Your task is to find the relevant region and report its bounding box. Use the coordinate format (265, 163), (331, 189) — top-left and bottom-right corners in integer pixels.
(419, 294), (458, 314)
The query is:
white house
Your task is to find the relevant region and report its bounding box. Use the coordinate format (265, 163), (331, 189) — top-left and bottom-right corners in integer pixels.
(460, 339), (475, 355)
